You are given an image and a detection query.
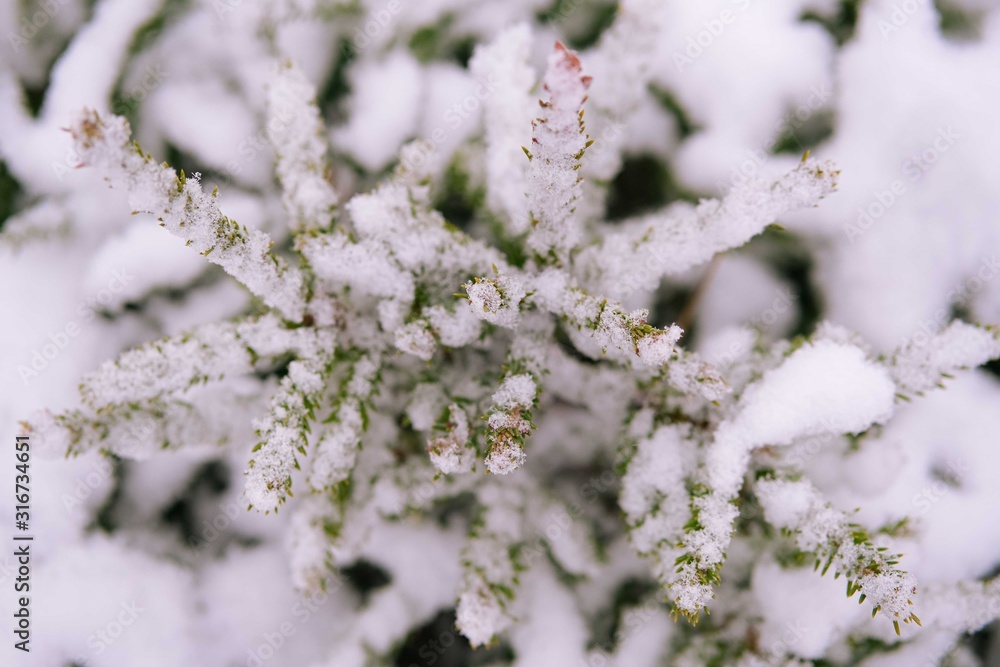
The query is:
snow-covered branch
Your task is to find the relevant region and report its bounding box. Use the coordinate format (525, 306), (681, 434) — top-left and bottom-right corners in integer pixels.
(308, 352), (380, 492)
(456, 482), (526, 647)
(68, 109), (306, 319)
(78, 314), (309, 408)
(888, 320), (1000, 397)
(525, 42), (592, 264)
(578, 159), (839, 298)
(756, 476), (920, 634)
(266, 60), (338, 234)
(245, 328), (336, 512)
(469, 24), (535, 235)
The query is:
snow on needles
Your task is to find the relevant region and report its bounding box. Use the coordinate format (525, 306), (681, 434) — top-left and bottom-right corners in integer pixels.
(28, 19), (1000, 662)
(756, 477), (918, 627)
(469, 23), (535, 235)
(670, 341), (897, 617)
(525, 42), (592, 264)
(578, 158), (840, 298)
(68, 109), (306, 320)
(266, 60), (338, 233)
(710, 340), (896, 496)
(889, 320), (1000, 396)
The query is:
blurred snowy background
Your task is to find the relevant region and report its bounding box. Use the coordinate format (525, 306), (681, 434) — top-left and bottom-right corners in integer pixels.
(2, 0), (1000, 665)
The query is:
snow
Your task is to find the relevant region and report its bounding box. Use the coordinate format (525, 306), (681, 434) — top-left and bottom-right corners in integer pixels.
(149, 78), (265, 185)
(75, 314), (309, 408)
(332, 49), (422, 172)
(801, 2), (1000, 352)
(508, 564), (590, 666)
(469, 23), (535, 234)
(456, 580), (509, 648)
(309, 354), (378, 490)
(427, 403), (474, 474)
(394, 320), (437, 360)
(666, 340), (899, 617)
(694, 255), (796, 345)
(578, 158), (839, 300)
(750, 557), (866, 659)
(85, 221), (206, 308)
(525, 42), (592, 263)
(491, 373), (537, 409)
(309, 404), (363, 489)
(530, 267), (689, 368)
(705, 340), (893, 505)
(621, 426), (691, 527)
(456, 482), (525, 645)
(67, 109), (307, 320)
(6, 1), (1000, 663)
(26, 536), (201, 666)
(582, 0), (667, 182)
(267, 60), (339, 233)
(889, 320), (1000, 396)
(756, 476), (918, 626)
(655, 1), (835, 190)
(425, 304), (481, 347)
(405, 382), (445, 432)
(0, 200), (70, 250)
(246, 332), (336, 512)
(465, 272), (527, 329)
